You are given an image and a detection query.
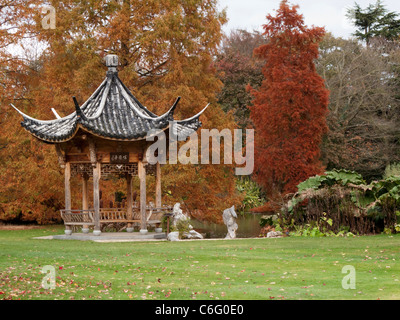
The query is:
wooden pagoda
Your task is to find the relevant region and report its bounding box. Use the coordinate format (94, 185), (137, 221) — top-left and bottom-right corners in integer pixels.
(12, 55), (207, 236)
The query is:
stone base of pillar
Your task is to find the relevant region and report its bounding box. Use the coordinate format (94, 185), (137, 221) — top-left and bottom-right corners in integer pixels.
(93, 230), (101, 236)
(65, 229), (72, 235)
(140, 229), (148, 235)
(155, 227), (162, 233)
(82, 228), (89, 234)
(126, 227), (134, 233)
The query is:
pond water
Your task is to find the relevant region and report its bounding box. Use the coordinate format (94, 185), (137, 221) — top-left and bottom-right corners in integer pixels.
(191, 213), (264, 239)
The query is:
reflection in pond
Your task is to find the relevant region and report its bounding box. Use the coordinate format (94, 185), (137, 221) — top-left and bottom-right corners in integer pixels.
(191, 213), (264, 238)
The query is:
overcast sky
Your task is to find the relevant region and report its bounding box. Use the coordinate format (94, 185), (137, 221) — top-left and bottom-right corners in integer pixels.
(217, 0), (400, 38)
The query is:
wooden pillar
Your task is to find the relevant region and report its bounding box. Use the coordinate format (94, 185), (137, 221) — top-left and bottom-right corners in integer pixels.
(64, 162), (72, 234)
(155, 162), (162, 208)
(55, 144), (66, 168)
(138, 160), (147, 233)
(82, 173), (89, 211)
(93, 162), (101, 235)
(65, 162), (71, 210)
(81, 173), (90, 234)
(126, 174), (133, 232)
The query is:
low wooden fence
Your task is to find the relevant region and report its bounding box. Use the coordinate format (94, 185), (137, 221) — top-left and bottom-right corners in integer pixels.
(60, 205), (173, 232)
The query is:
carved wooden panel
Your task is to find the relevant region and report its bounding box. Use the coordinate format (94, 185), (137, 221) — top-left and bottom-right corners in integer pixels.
(70, 162), (156, 177)
(71, 163), (93, 177)
(101, 163), (138, 177)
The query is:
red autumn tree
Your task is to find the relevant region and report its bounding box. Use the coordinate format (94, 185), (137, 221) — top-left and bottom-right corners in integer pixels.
(248, 1), (329, 196)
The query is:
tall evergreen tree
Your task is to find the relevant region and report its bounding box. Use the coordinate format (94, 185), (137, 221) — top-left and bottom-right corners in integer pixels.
(347, 0), (400, 45)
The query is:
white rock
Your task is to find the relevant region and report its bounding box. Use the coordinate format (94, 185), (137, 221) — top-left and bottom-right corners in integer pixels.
(170, 203), (203, 240)
(183, 230), (203, 239)
(223, 205), (238, 239)
(171, 203), (189, 229)
(167, 231), (180, 241)
(267, 231), (282, 238)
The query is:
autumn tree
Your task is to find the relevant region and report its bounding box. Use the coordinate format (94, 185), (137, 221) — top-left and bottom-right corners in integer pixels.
(0, 0), (242, 223)
(248, 1), (329, 196)
(316, 34), (400, 180)
(0, 0), (65, 224)
(215, 29), (266, 129)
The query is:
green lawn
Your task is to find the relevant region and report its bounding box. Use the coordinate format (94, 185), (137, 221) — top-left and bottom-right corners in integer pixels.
(0, 225), (399, 300)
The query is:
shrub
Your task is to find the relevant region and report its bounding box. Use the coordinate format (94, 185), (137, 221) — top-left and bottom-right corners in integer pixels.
(384, 163), (400, 178)
(236, 178), (265, 214)
(278, 169), (400, 235)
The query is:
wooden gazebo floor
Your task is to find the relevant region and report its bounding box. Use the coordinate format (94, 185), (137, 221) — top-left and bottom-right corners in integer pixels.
(33, 231), (167, 242)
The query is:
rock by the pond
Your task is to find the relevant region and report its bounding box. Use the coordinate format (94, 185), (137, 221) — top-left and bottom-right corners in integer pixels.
(223, 205), (238, 239)
(171, 203), (190, 229)
(167, 230), (203, 241)
(170, 203), (203, 240)
(167, 231), (180, 241)
(266, 231), (282, 238)
(182, 230), (203, 239)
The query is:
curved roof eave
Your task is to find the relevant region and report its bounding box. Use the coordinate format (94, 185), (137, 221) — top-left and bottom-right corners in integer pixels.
(175, 103), (209, 124)
(11, 54), (209, 144)
(20, 122), (174, 144)
(11, 104), (76, 124)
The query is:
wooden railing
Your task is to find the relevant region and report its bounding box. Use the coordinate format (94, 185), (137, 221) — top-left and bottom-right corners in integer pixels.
(100, 208), (131, 221)
(60, 209), (95, 226)
(60, 205), (174, 230)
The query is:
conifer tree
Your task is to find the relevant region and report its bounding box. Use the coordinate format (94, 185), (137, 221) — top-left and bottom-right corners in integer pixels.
(347, 0), (400, 45)
(248, 0), (329, 196)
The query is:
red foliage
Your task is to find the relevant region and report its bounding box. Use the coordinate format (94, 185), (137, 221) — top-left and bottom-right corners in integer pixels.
(248, 1), (329, 196)
(249, 201), (280, 214)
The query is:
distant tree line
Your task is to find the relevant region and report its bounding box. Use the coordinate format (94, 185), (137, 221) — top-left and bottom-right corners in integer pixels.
(216, 1), (400, 187)
(2, 0), (400, 224)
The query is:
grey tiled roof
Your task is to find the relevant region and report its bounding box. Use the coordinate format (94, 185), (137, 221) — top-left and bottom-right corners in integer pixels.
(12, 67), (207, 143)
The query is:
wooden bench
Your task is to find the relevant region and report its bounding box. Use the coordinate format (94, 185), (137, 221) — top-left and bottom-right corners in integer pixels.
(100, 208), (162, 228)
(60, 209), (95, 233)
(99, 208), (138, 224)
(60, 205), (174, 232)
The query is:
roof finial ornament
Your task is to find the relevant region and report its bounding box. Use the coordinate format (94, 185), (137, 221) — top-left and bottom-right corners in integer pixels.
(105, 54), (118, 75)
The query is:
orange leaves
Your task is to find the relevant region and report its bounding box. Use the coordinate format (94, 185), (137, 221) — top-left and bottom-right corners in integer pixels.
(249, 1), (329, 196)
(1, 0), (240, 224)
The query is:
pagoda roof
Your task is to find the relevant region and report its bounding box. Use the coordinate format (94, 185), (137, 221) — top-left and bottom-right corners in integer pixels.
(11, 55), (208, 143)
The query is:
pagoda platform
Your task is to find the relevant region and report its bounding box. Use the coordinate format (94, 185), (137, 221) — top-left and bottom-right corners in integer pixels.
(33, 231), (167, 242)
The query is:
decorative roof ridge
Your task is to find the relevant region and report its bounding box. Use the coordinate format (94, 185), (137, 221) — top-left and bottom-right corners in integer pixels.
(73, 96), (87, 121)
(175, 103), (210, 123)
(115, 74), (156, 118)
(79, 78), (108, 112)
(10, 103), (75, 124)
(80, 75), (112, 120)
(112, 76), (179, 122)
